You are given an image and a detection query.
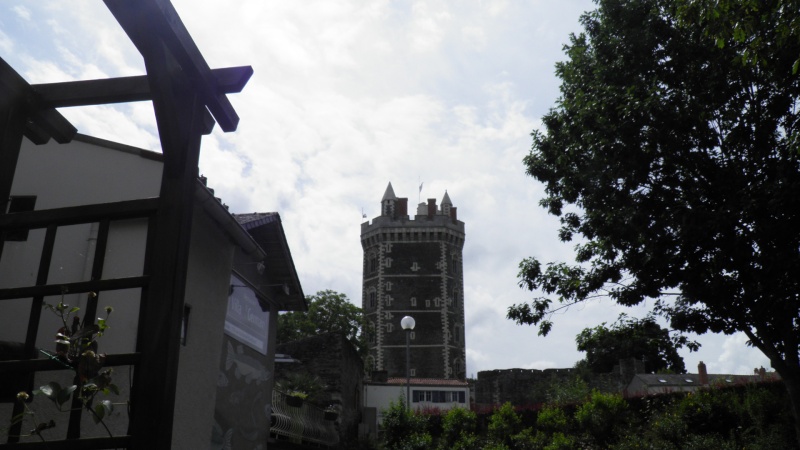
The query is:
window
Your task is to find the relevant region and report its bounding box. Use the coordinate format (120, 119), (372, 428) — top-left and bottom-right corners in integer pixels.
(453, 359), (465, 377)
(369, 291), (377, 309)
(410, 297), (417, 307)
(369, 254), (378, 273)
(410, 331), (415, 340)
(385, 281), (392, 291)
(410, 368), (416, 377)
(4, 196), (36, 241)
(412, 390), (466, 403)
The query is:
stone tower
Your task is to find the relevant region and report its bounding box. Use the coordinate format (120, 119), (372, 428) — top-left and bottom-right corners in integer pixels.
(361, 182), (466, 380)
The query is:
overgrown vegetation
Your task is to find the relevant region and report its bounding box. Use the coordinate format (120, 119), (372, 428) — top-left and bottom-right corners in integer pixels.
(379, 381), (797, 449)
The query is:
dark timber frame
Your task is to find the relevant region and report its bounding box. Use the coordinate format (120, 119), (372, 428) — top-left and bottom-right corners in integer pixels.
(0, 1), (251, 448)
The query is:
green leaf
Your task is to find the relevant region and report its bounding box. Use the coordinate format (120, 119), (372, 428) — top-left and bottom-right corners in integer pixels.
(93, 400), (113, 423)
(69, 306), (81, 314)
(108, 384), (120, 395)
(793, 59), (799, 75)
(36, 382), (60, 400)
(57, 385), (77, 406)
(93, 404), (105, 423)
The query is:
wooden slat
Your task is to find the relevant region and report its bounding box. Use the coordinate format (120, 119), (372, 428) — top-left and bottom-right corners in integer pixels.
(81, 220), (111, 328)
(0, 436), (131, 450)
(0, 198), (159, 230)
(33, 66), (253, 108)
(0, 276), (149, 301)
(0, 353), (142, 372)
(105, 0), (243, 132)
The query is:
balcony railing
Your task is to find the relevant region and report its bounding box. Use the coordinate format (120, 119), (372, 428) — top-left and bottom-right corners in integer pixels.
(270, 391), (339, 447)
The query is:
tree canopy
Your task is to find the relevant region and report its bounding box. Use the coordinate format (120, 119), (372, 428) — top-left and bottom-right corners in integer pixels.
(506, 0), (800, 441)
(576, 314), (686, 374)
(277, 290), (366, 357)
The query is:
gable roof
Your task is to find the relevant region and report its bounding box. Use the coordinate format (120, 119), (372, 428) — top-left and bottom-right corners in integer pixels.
(232, 212), (306, 311)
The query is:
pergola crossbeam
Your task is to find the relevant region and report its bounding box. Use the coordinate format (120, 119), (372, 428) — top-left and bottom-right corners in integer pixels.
(33, 66), (253, 108)
(104, 0), (242, 132)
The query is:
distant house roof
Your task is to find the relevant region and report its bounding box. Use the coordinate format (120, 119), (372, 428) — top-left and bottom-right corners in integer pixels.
(632, 373), (765, 387)
(381, 378), (469, 387)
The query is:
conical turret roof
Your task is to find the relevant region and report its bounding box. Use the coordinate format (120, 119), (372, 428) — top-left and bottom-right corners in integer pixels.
(441, 190), (452, 205)
(382, 182), (397, 201)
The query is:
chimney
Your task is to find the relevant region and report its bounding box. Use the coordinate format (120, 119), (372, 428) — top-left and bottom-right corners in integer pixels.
(397, 198), (408, 218)
(698, 361), (708, 385)
(427, 198), (436, 218)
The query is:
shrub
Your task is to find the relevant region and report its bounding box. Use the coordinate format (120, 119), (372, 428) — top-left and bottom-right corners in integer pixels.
(574, 390), (627, 446)
(487, 402), (522, 447)
(438, 407), (478, 450)
(381, 397), (432, 450)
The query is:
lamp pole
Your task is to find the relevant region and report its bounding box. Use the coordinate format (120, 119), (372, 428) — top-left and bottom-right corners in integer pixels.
(400, 315), (415, 411)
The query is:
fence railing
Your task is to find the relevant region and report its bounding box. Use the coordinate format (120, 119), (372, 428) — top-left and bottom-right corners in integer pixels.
(270, 391), (339, 447)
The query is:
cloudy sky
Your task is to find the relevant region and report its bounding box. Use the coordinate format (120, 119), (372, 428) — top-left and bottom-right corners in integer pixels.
(2, 0), (769, 377)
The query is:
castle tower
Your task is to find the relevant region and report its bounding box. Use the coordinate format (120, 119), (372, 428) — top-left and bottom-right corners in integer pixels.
(361, 182), (466, 380)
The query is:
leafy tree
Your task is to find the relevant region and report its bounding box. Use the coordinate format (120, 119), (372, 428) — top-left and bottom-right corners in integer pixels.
(576, 314), (686, 374)
(276, 290), (367, 357)
(506, 0), (800, 442)
(677, 0), (800, 74)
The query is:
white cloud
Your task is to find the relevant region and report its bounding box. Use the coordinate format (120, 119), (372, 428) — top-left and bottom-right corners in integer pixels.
(0, 29), (12, 54)
(12, 5), (31, 21)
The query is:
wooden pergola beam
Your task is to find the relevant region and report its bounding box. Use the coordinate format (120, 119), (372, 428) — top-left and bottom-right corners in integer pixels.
(0, 57), (77, 144)
(33, 66), (253, 108)
(105, 0), (242, 132)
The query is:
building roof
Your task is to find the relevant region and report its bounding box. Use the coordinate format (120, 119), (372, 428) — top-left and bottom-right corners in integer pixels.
(631, 373), (766, 388)
(231, 212), (306, 312)
(381, 182), (397, 201)
(380, 378), (469, 387)
(234, 212), (280, 229)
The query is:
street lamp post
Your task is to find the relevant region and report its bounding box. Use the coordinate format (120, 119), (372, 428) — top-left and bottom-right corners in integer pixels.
(400, 315), (415, 411)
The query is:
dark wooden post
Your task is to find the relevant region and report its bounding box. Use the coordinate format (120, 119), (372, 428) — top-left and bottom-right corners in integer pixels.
(125, 42), (210, 448)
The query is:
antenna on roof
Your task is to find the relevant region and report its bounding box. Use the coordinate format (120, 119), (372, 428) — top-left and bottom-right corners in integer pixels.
(418, 177), (423, 204)
(361, 207), (367, 219)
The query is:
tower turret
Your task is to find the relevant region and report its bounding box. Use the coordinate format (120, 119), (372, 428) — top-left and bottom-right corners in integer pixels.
(381, 182), (397, 217)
